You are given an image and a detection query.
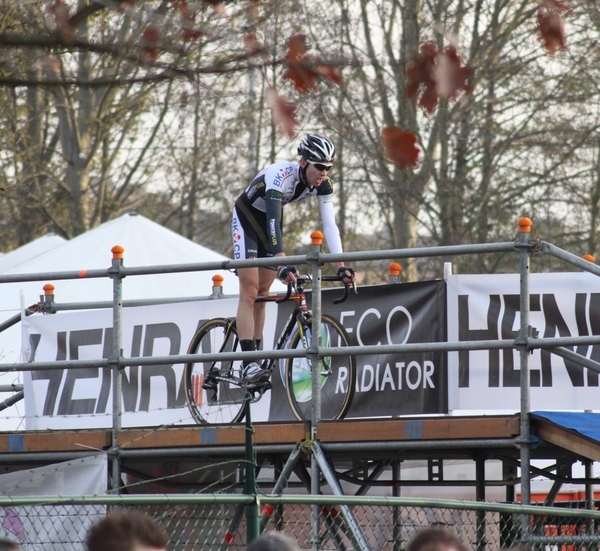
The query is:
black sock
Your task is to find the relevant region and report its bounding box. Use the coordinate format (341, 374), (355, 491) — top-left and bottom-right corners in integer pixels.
(240, 339), (255, 368)
(255, 338), (262, 351)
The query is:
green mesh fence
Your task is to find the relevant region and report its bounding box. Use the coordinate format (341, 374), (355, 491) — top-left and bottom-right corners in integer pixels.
(1, 495), (599, 551)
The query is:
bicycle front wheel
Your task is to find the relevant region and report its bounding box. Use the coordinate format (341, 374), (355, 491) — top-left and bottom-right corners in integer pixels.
(285, 314), (355, 421)
(184, 318), (246, 424)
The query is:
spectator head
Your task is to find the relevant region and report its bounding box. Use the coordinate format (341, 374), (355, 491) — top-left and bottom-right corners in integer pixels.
(246, 532), (301, 551)
(85, 510), (169, 551)
(0, 539), (22, 551)
(406, 527), (469, 551)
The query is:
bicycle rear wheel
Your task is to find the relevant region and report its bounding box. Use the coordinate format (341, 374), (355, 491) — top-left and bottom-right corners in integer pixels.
(184, 318), (246, 424)
(285, 314), (355, 421)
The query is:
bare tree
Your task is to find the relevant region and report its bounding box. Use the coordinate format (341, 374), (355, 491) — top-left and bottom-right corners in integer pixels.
(291, 0), (600, 278)
(0, 0), (287, 246)
(3, 0), (600, 285)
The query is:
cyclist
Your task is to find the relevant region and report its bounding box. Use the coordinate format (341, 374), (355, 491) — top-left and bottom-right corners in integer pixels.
(231, 132), (355, 385)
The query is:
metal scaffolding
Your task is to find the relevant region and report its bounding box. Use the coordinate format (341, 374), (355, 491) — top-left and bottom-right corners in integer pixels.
(1, 217), (600, 541)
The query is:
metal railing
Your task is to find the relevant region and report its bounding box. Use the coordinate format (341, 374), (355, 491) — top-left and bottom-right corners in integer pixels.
(1, 218), (600, 548)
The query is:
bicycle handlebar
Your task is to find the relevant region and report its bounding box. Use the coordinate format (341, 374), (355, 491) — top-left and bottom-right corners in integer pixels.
(275, 273), (357, 304)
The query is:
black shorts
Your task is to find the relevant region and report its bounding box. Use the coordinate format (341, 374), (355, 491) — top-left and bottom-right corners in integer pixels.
(231, 201), (280, 269)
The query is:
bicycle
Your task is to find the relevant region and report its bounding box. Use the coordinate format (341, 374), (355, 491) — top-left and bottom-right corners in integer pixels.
(184, 273), (356, 424)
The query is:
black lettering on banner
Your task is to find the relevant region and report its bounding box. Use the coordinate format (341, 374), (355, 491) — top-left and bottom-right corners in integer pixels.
(96, 327), (113, 414)
(58, 328), (103, 415)
(458, 295), (500, 388)
(32, 330), (67, 415)
(138, 323), (183, 411)
(27, 333), (42, 362)
(459, 292), (600, 389)
(122, 325), (143, 412)
(541, 293), (600, 388)
(501, 295), (524, 387)
(587, 294), (600, 386)
(540, 294), (574, 387)
(459, 294), (543, 388)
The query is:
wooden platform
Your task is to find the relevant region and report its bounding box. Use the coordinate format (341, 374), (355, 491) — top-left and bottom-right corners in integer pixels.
(0, 414), (594, 497)
(0, 415), (521, 454)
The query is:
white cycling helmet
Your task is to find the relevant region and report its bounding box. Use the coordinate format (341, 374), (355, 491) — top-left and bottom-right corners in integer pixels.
(297, 133), (336, 164)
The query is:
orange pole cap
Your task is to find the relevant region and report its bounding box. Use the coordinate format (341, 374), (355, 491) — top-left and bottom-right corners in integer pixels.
(43, 283), (55, 296)
(112, 245), (125, 259)
(212, 274), (224, 286)
(389, 263), (402, 276)
(518, 218), (532, 233)
(310, 231), (324, 246)
(583, 254), (595, 263)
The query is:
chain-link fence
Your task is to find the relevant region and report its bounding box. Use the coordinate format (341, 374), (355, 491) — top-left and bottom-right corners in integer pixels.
(2, 494), (600, 551)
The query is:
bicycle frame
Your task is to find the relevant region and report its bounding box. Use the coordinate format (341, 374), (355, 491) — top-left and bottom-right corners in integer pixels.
(185, 273), (356, 423)
(204, 276), (335, 390)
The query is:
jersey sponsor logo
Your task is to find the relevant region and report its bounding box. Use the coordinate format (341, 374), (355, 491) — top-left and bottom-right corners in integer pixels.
(233, 231), (242, 258)
(270, 219), (277, 245)
(270, 190), (283, 200)
(246, 181), (265, 199)
(272, 166), (294, 188)
(232, 218), (242, 259)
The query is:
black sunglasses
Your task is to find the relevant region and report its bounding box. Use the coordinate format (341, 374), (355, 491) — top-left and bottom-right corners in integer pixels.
(308, 161), (332, 172)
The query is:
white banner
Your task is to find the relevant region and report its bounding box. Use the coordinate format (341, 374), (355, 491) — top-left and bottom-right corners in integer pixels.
(0, 453), (106, 551)
(447, 272), (600, 411)
(22, 299), (276, 429)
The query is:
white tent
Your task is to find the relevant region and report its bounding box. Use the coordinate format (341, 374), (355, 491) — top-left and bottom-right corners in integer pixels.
(0, 213), (237, 367)
(0, 233), (66, 273)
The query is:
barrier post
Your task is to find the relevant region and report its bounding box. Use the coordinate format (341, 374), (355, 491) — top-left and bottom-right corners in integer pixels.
(309, 230), (323, 551)
(515, 218), (533, 513)
(41, 284), (56, 313)
(108, 245), (125, 493)
(583, 253), (596, 518)
(211, 274), (224, 299)
(388, 263), (402, 284)
(244, 394), (259, 544)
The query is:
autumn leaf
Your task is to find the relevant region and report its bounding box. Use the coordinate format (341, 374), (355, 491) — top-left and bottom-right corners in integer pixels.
(381, 126), (420, 170)
(282, 34), (318, 92)
(433, 46), (473, 99)
(537, 0), (572, 55)
(286, 33), (309, 62)
(407, 41), (472, 113)
(406, 41), (439, 114)
(202, 0), (229, 18)
(538, 0), (572, 12)
(266, 86), (299, 139)
(244, 34), (267, 58)
(282, 33), (342, 92)
(182, 28), (203, 41)
(315, 64), (343, 86)
(141, 25), (161, 61)
(49, 0), (74, 41)
(536, 0), (571, 55)
(177, 0), (202, 41)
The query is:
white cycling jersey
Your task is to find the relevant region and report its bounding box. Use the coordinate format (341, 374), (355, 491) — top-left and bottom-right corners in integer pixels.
(232, 161), (343, 259)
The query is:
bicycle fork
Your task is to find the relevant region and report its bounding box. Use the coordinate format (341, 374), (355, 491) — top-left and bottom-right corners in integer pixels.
(298, 316), (333, 377)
